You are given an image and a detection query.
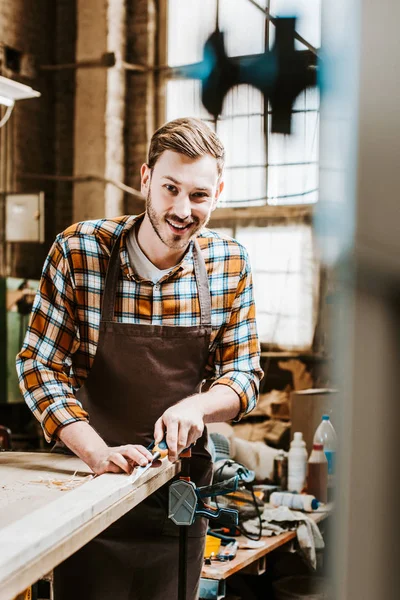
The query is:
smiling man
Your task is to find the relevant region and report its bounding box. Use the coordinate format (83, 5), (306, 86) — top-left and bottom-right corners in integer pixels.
(17, 117), (263, 600)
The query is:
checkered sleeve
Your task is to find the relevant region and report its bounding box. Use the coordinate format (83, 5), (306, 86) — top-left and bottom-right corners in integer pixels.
(210, 248), (264, 421)
(16, 235), (89, 443)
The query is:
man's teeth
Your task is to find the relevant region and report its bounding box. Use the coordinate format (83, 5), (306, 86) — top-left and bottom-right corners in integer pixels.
(167, 221), (191, 230)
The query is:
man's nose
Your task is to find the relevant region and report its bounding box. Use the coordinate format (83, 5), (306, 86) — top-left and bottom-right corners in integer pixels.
(173, 195), (191, 220)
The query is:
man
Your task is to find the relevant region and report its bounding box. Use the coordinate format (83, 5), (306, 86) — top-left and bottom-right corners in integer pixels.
(17, 117), (263, 600)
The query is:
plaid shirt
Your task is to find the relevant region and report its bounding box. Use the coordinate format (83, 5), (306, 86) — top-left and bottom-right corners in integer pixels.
(16, 215), (263, 443)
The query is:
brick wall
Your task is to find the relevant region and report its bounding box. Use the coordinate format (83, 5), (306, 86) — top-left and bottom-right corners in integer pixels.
(0, 0), (57, 278)
(125, 0), (156, 216)
(0, 0), (154, 276)
(54, 0), (77, 234)
(0, 0), (77, 278)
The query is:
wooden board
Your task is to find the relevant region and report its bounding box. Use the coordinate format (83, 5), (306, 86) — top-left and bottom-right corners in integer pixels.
(202, 508), (331, 581)
(0, 452), (180, 600)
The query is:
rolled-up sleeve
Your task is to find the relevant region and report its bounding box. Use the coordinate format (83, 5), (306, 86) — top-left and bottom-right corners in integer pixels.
(210, 249), (263, 421)
(16, 236), (89, 443)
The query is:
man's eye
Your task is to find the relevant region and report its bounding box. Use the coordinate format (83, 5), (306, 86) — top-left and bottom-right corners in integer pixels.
(192, 192), (208, 199)
(164, 185), (177, 193)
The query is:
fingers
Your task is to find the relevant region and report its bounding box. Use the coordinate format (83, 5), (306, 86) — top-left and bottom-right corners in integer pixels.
(166, 421), (179, 462)
(177, 424), (191, 456)
(166, 422), (203, 462)
(106, 461), (123, 474)
(153, 417), (166, 445)
(108, 451), (132, 474)
(120, 444), (153, 466)
(99, 445), (154, 475)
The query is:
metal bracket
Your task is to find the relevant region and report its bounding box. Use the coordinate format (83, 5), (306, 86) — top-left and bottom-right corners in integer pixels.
(199, 578), (226, 600)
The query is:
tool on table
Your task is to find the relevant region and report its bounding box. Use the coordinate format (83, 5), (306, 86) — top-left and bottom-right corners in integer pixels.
(129, 438), (169, 484)
(217, 540), (239, 561)
(204, 537), (239, 565)
(207, 527), (237, 545)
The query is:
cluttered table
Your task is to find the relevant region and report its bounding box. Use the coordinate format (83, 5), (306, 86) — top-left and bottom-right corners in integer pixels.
(200, 506), (331, 599)
(0, 452), (180, 600)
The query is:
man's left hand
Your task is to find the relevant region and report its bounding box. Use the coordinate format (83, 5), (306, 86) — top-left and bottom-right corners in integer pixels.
(153, 397), (204, 462)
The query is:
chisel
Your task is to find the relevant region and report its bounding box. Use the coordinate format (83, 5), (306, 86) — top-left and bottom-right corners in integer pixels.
(129, 439), (169, 484)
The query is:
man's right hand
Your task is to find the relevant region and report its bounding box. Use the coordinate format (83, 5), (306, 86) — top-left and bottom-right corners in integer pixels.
(58, 421), (154, 475)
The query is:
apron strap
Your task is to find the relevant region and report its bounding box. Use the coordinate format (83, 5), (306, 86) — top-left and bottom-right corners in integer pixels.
(101, 233), (122, 322)
(193, 239), (211, 327)
(101, 231), (212, 326)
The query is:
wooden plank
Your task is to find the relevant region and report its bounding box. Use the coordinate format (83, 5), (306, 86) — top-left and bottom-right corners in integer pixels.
(0, 452), (93, 529)
(202, 509), (330, 581)
(0, 452), (180, 600)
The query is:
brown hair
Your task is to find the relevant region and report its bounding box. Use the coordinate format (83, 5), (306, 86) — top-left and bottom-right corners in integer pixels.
(148, 117), (225, 177)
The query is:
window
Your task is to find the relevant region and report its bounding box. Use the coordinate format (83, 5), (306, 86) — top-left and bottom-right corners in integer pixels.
(164, 0), (320, 207)
(237, 223), (319, 350)
(162, 1), (321, 349)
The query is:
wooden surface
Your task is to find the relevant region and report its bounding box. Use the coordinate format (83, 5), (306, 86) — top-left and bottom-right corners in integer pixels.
(0, 452), (180, 600)
(202, 507), (331, 581)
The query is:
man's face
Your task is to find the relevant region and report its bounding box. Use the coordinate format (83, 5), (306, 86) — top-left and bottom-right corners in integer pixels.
(140, 150), (224, 251)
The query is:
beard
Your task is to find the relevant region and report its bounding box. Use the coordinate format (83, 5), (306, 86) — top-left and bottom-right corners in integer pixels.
(146, 188), (210, 250)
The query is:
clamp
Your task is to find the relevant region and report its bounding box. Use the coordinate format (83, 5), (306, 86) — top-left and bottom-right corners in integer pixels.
(171, 446), (239, 600)
(168, 474), (239, 527)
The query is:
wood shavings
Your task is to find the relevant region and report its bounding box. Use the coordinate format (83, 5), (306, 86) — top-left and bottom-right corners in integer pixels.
(27, 470), (94, 491)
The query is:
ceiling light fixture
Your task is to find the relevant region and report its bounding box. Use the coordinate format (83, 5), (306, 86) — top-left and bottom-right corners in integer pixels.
(0, 75), (40, 127)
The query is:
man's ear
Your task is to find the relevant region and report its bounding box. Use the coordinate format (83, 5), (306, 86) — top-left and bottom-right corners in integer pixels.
(212, 179), (224, 211)
(140, 163), (151, 196)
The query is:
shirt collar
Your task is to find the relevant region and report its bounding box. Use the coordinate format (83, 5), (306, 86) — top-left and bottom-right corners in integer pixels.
(119, 214), (195, 282)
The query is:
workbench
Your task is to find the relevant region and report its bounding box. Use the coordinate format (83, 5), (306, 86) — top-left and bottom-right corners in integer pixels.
(0, 452), (180, 600)
(200, 507), (331, 599)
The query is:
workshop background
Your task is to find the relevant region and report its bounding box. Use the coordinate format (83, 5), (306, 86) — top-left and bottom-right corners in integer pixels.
(0, 1), (399, 600)
(0, 0), (326, 418)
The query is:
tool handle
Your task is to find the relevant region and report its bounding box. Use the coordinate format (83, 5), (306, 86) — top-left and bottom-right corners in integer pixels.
(197, 475), (239, 499)
(153, 439), (169, 459)
(150, 437), (192, 459)
(196, 504), (239, 525)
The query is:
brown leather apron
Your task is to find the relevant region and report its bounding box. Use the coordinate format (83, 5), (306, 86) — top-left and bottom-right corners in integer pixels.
(54, 232), (213, 600)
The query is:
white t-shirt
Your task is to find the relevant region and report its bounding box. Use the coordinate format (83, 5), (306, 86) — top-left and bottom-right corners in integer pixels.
(126, 224), (176, 284)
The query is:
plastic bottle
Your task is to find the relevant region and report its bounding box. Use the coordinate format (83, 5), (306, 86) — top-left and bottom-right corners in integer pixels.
(307, 443), (328, 503)
(288, 432), (308, 493)
(314, 415), (337, 500)
(270, 491), (319, 512)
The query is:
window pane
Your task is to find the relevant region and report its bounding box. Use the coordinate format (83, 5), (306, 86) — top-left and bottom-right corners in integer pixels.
(167, 0), (217, 67)
(223, 167), (267, 206)
(236, 224), (318, 349)
(268, 111), (319, 164)
(268, 164), (318, 204)
(219, 0), (267, 56)
(293, 87), (320, 112)
(269, 0), (321, 50)
(166, 79), (212, 121)
(218, 115), (265, 168)
(221, 84), (264, 118)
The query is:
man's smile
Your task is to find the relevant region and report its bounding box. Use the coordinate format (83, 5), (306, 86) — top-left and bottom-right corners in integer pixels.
(165, 218), (195, 235)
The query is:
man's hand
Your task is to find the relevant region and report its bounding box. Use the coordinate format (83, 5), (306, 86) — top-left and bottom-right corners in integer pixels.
(87, 444), (154, 475)
(153, 398), (205, 462)
(58, 421), (154, 475)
